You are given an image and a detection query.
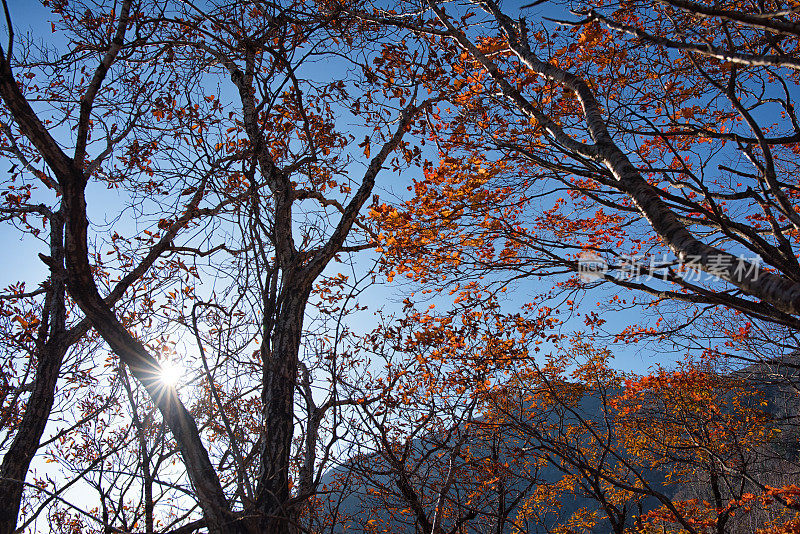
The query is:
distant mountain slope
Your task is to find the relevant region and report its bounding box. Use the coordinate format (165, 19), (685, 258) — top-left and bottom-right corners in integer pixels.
(315, 357), (800, 533)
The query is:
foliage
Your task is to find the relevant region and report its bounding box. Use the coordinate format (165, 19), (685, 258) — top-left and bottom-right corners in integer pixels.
(0, 0), (798, 533)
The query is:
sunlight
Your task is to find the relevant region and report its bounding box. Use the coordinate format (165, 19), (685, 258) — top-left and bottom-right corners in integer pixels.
(159, 360), (183, 388)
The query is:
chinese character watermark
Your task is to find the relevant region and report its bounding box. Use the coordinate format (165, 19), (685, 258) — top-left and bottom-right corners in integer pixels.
(576, 252), (762, 283)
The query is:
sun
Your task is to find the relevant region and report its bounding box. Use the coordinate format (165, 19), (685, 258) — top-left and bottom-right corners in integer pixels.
(159, 360), (183, 388)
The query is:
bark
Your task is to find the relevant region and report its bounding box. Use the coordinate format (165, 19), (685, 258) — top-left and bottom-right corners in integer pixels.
(0, 345), (67, 533)
(255, 276), (312, 533)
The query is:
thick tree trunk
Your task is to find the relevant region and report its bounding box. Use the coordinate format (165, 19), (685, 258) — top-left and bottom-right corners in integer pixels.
(256, 275), (312, 533)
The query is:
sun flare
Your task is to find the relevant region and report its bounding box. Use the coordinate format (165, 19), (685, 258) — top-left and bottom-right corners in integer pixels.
(159, 360), (183, 388)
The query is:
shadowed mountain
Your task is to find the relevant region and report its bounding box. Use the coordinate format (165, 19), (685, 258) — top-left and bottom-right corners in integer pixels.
(313, 356), (800, 533)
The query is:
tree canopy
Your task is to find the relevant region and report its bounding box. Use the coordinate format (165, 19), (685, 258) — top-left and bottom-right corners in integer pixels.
(0, 0), (799, 533)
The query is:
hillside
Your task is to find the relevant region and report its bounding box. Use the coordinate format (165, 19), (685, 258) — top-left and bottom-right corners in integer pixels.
(314, 356), (800, 533)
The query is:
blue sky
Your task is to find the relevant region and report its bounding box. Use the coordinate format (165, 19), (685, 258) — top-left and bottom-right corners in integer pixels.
(0, 0), (697, 380)
(0, 1), (754, 529)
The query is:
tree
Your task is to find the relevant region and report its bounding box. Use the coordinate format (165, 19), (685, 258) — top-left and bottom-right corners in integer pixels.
(333, 297), (543, 534)
(356, 1), (800, 524)
(0, 0), (437, 532)
(0, 1), (224, 530)
(360, 0), (800, 523)
(3, 0), (800, 532)
(371, 0), (800, 345)
(317, 306), (800, 533)
(612, 361), (799, 534)
(480, 340), (800, 534)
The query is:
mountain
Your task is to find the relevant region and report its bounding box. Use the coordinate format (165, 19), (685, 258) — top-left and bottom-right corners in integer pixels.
(312, 356), (800, 533)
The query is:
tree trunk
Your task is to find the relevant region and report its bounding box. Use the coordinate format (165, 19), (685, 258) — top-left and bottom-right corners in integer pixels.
(0, 341), (67, 534)
(0, 213), (66, 534)
(256, 273), (312, 533)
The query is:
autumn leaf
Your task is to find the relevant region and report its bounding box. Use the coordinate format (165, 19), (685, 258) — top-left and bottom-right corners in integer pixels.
(359, 135), (370, 158)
